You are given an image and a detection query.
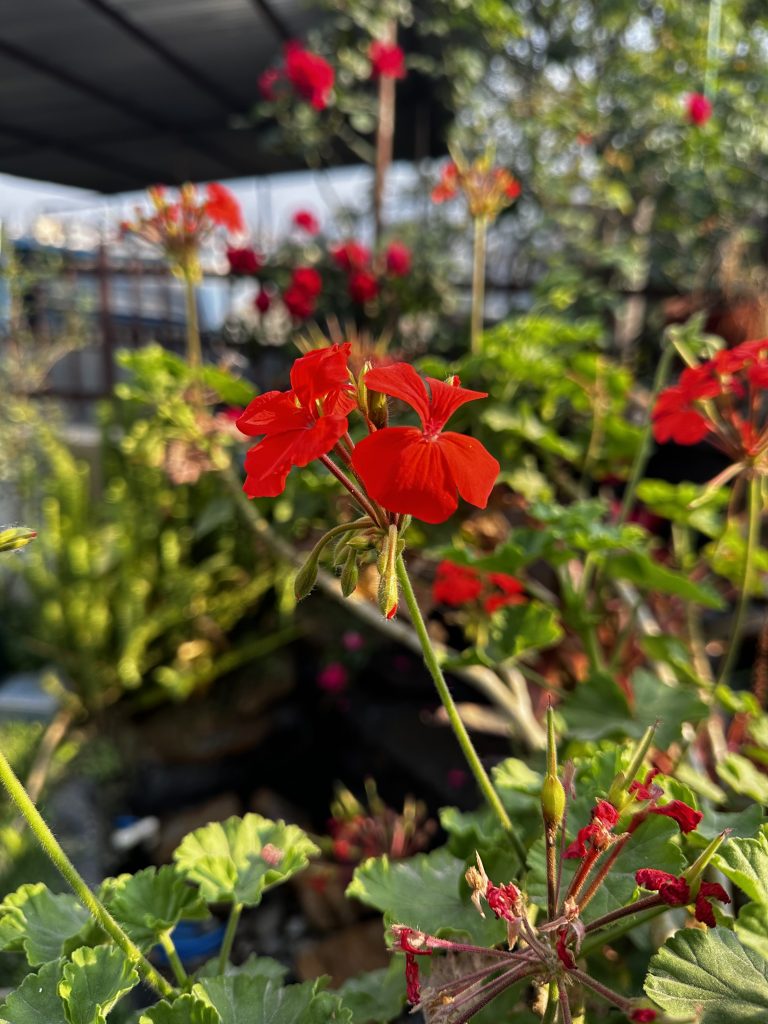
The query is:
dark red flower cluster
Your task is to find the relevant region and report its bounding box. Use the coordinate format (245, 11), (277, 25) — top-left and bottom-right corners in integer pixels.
(635, 869), (730, 926)
(432, 560), (526, 615)
(652, 339), (768, 464)
(283, 266), (322, 319)
(369, 40), (406, 79)
(258, 42), (334, 111)
(236, 343), (354, 496)
(329, 239), (412, 305)
(565, 799), (619, 859)
(629, 769), (703, 833)
(686, 91), (713, 126)
(226, 246), (262, 276)
(352, 364), (500, 523)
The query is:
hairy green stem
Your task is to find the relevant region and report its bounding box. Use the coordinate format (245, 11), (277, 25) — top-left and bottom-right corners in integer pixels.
(541, 979), (559, 1024)
(718, 472), (763, 686)
(183, 273), (202, 370)
(470, 214), (488, 355)
(0, 751), (174, 998)
(159, 931), (188, 987)
(395, 554), (526, 863)
(218, 902), (243, 973)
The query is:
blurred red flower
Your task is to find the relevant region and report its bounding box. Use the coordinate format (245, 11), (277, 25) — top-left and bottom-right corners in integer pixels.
(258, 68), (280, 101)
(284, 42), (334, 110)
(369, 41), (406, 79)
(205, 183), (244, 233)
(293, 209), (320, 234)
(226, 246), (262, 275)
(349, 270), (379, 304)
(331, 240), (371, 271)
(385, 241), (412, 277)
(686, 92), (713, 126)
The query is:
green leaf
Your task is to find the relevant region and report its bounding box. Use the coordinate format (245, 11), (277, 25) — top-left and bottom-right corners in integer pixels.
(104, 866), (209, 950)
(0, 884), (92, 966)
(483, 601), (563, 661)
(635, 479), (728, 537)
(714, 826), (768, 905)
(562, 672), (636, 741)
(630, 671), (709, 749)
(193, 975), (351, 1024)
(196, 954), (288, 983)
(645, 927), (768, 1022)
(529, 816), (684, 923)
(140, 995), (221, 1024)
(716, 754), (768, 803)
(346, 848), (505, 945)
(58, 945), (139, 1024)
(0, 960), (67, 1024)
(603, 551), (724, 608)
(337, 958), (406, 1024)
(173, 814), (319, 906)
(736, 903), (768, 961)
(694, 804), (765, 842)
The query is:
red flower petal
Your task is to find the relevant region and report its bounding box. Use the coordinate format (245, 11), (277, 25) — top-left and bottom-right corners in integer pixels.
(205, 183), (244, 233)
(363, 363), (432, 427)
(289, 343), (352, 408)
(435, 432), (500, 511)
(433, 561), (483, 606)
(424, 376), (488, 431)
(650, 800), (703, 834)
(242, 416), (349, 497)
(236, 391), (307, 437)
(352, 427), (460, 523)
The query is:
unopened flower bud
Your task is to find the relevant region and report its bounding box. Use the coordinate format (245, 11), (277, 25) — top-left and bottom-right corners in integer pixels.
(340, 549), (359, 597)
(294, 552), (319, 600)
(0, 527), (38, 553)
(368, 387), (388, 430)
(542, 773), (566, 831)
(378, 570), (398, 619)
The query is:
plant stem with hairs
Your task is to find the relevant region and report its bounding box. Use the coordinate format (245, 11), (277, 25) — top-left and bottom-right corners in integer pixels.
(183, 272), (202, 370)
(0, 751), (174, 999)
(395, 553), (527, 864)
(470, 214), (488, 354)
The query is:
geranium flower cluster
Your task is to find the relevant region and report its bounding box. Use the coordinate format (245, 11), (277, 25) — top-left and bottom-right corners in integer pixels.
(258, 41), (335, 110)
(432, 154), (521, 221)
(369, 40), (406, 80)
(652, 339), (768, 474)
(686, 91), (713, 126)
(225, 221), (413, 321)
(121, 182), (243, 282)
(386, 721), (731, 1024)
(433, 560), (526, 615)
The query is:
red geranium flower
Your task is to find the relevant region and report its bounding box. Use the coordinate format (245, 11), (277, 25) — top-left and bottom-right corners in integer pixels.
(433, 561), (483, 606)
(282, 266), (322, 319)
(349, 270), (379, 304)
(686, 92), (713, 126)
(236, 344), (354, 497)
(205, 183), (244, 233)
(635, 869), (730, 924)
(651, 365), (721, 444)
(351, 364), (500, 523)
(431, 162), (459, 204)
(331, 240), (371, 272)
(649, 799), (703, 834)
(226, 246), (262, 275)
(291, 266), (322, 296)
(369, 40), (406, 79)
(293, 209), (320, 234)
(484, 573), (526, 614)
(284, 41), (334, 110)
(385, 241), (412, 277)
(564, 800), (619, 859)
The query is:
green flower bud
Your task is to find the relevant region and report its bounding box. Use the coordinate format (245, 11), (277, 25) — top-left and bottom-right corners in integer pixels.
(541, 773), (566, 830)
(340, 550), (359, 597)
(0, 526), (37, 553)
(294, 553), (319, 600)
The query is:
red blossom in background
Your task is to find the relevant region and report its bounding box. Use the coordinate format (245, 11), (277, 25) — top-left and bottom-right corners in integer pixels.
(293, 209), (320, 234)
(431, 157), (521, 220)
(348, 269), (379, 304)
(236, 343), (354, 497)
(254, 288), (271, 313)
(431, 162), (459, 204)
(369, 40), (406, 79)
(204, 183), (244, 233)
(226, 246), (262, 275)
(484, 573), (526, 613)
(284, 41), (334, 110)
(282, 266), (322, 319)
(351, 363), (500, 523)
(687, 92), (713, 126)
(433, 561), (484, 606)
(331, 240), (371, 272)
(651, 365), (719, 444)
(385, 241), (412, 277)
(258, 68), (280, 100)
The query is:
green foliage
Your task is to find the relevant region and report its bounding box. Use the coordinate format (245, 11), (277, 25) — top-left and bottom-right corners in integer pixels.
(336, 958), (406, 1024)
(102, 867), (209, 951)
(347, 847), (506, 945)
(172, 815), (320, 906)
(0, 884), (92, 966)
(645, 928), (768, 1023)
(139, 995), (221, 1024)
(192, 974), (352, 1024)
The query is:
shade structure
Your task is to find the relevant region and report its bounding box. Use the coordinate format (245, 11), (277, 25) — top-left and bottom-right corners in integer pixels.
(0, 0), (448, 194)
(0, 0), (319, 192)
